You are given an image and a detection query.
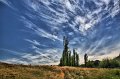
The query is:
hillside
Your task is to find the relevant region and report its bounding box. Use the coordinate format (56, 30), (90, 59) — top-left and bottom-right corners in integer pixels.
(0, 63), (120, 79)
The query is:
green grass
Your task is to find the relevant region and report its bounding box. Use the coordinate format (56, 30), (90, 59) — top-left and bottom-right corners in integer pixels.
(62, 68), (120, 79)
(0, 63), (120, 79)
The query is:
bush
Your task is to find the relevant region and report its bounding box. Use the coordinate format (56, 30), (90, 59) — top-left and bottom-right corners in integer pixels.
(99, 58), (120, 68)
(86, 60), (94, 67)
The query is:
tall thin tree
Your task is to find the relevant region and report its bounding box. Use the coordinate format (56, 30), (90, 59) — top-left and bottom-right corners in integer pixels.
(84, 53), (88, 67)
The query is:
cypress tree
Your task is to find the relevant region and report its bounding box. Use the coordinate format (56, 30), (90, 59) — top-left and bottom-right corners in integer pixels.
(76, 53), (79, 66)
(59, 36), (79, 67)
(71, 55), (74, 66)
(73, 49), (76, 66)
(68, 51), (71, 66)
(84, 53), (88, 67)
(61, 36), (69, 66)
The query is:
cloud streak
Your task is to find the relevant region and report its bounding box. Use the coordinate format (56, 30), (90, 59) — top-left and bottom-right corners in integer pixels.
(0, 0), (120, 64)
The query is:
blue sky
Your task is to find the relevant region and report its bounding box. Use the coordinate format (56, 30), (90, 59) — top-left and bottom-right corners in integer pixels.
(0, 0), (120, 65)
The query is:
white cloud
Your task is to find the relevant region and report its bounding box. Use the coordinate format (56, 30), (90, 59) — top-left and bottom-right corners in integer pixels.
(64, 0), (74, 12)
(25, 39), (40, 46)
(20, 48), (62, 65)
(89, 51), (120, 61)
(20, 16), (62, 42)
(101, 0), (110, 4)
(0, 48), (62, 65)
(0, 0), (17, 11)
(88, 38), (105, 54)
(0, 0), (11, 7)
(2, 0), (120, 36)
(110, 1), (120, 17)
(2, 58), (29, 65)
(68, 32), (74, 35)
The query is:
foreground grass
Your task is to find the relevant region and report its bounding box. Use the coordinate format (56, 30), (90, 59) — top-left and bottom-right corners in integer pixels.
(61, 67), (120, 79)
(0, 63), (120, 79)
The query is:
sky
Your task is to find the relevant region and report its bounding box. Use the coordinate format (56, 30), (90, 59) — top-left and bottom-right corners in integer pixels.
(0, 0), (120, 65)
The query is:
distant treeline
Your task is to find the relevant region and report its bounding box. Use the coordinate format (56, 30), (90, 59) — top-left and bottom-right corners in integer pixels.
(84, 57), (120, 68)
(59, 36), (120, 68)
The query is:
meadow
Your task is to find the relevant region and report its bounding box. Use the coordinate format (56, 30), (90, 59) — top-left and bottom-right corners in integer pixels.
(0, 63), (120, 79)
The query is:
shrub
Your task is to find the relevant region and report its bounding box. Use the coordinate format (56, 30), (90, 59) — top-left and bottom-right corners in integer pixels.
(99, 58), (120, 68)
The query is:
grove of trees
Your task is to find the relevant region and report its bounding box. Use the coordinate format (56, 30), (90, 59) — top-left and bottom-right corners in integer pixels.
(59, 36), (79, 66)
(59, 36), (120, 68)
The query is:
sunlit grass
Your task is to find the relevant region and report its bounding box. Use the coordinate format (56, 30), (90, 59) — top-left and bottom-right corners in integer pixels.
(0, 63), (120, 79)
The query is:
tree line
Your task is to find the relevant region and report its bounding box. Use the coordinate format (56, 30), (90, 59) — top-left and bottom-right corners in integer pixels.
(85, 58), (120, 68)
(59, 36), (120, 68)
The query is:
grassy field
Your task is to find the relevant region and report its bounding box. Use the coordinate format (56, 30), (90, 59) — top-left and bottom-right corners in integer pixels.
(0, 63), (120, 79)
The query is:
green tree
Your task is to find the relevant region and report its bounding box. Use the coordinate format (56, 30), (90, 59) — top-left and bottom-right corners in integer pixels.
(84, 54), (88, 67)
(99, 58), (120, 68)
(76, 53), (79, 66)
(73, 49), (76, 66)
(68, 51), (71, 66)
(59, 36), (69, 66)
(59, 36), (79, 67)
(86, 60), (94, 67)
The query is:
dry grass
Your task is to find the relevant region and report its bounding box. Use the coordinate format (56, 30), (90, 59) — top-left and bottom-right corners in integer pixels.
(0, 63), (120, 79)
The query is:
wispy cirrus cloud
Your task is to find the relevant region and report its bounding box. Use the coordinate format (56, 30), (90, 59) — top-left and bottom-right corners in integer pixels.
(1, 0), (120, 34)
(0, 48), (61, 65)
(20, 16), (62, 42)
(0, 0), (120, 65)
